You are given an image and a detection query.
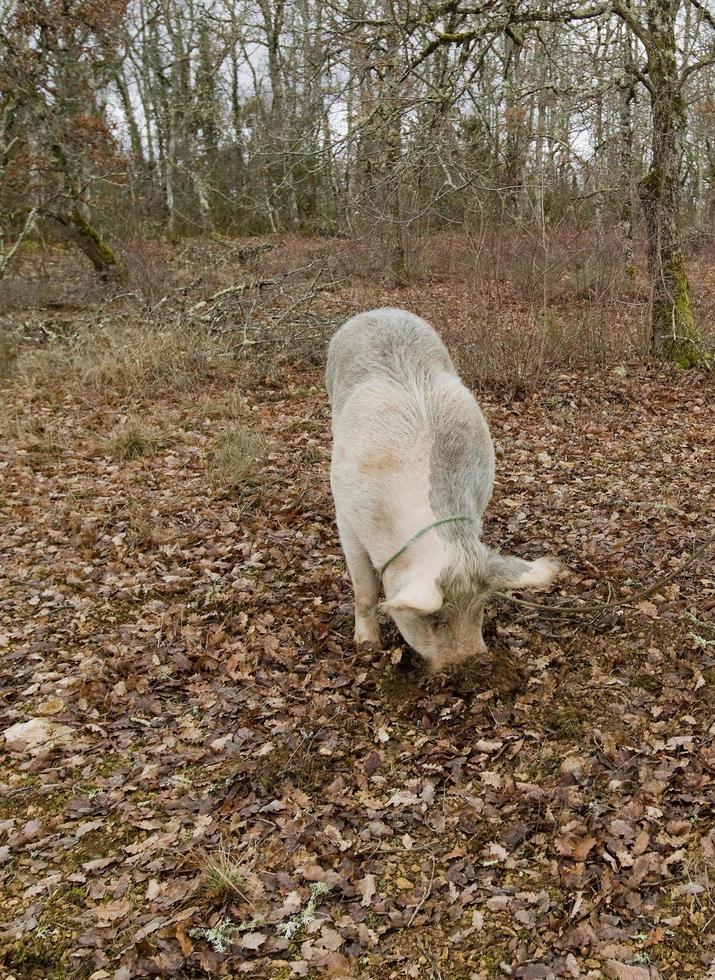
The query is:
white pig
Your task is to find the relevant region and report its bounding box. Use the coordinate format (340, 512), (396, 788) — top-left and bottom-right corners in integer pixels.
(326, 308), (557, 671)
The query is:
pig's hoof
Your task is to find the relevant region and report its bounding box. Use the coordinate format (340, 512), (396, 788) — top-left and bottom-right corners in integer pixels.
(356, 636), (382, 650)
(355, 627), (381, 648)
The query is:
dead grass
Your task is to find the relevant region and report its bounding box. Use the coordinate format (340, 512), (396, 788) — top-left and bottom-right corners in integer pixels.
(197, 845), (250, 904)
(196, 389), (246, 420)
(3, 319), (237, 407)
(209, 426), (269, 489)
(107, 419), (166, 459)
(0, 413), (71, 456)
(1, 232), (711, 428)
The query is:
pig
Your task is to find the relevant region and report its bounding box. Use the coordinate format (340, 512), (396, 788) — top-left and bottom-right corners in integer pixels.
(326, 308), (557, 671)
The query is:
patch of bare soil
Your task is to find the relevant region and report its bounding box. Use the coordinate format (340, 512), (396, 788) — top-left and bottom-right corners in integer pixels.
(1, 251), (715, 979)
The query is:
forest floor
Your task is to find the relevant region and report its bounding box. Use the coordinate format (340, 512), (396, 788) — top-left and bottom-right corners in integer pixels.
(1, 237), (715, 980)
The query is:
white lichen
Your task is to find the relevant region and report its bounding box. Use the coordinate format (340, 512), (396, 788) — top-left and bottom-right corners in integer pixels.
(278, 882), (330, 940)
(189, 918), (240, 953)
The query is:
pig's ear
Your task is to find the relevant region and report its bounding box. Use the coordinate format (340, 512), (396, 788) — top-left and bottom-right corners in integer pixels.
(486, 553), (559, 592)
(383, 577), (443, 615)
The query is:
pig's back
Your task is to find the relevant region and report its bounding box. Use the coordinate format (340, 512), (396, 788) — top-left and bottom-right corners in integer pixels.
(326, 308), (455, 413)
(327, 308), (495, 522)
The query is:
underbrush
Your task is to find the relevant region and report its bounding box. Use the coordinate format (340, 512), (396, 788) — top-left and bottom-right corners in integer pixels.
(334, 227), (657, 392)
(441, 301), (650, 395)
(1, 229), (712, 414)
(1, 318), (237, 410)
(0, 328), (19, 380)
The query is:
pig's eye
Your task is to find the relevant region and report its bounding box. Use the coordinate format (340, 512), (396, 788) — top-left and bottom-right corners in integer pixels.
(426, 612), (444, 629)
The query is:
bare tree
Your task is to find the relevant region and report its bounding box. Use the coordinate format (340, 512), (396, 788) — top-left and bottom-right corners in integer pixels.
(1, 0), (125, 278)
(383, 0), (715, 360)
(2, 0), (715, 366)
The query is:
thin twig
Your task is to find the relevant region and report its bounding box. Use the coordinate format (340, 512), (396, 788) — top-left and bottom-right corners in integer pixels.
(497, 528), (715, 617)
(417, 935), (444, 980)
(407, 854), (436, 926)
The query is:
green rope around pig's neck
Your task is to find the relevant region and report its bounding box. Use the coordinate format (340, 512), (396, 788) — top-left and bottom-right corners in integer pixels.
(380, 516), (472, 577)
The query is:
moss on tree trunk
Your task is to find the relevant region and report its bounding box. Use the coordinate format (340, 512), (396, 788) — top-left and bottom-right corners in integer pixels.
(47, 141), (123, 280)
(637, 3), (707, 369)
(69, 209), (123, 280)
(50, 208), (123, 280)
(640, 165), (701, 365)
(652, 253), (701, 366)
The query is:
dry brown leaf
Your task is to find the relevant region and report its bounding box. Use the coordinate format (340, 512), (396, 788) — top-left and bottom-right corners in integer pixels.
(555, 833), (597, 861)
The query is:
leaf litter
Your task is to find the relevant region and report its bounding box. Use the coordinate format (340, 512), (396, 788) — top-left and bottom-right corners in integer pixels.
(1, 279), (715, 979)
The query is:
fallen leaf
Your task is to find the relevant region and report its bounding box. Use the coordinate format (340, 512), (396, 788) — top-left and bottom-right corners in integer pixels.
(3, 718), (74, 754)
(604, 961), (650, 980)
(555, 833), (597, 861)
(356, 874), (376, 907)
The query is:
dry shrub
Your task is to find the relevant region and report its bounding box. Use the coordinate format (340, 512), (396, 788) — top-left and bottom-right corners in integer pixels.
(416, 274), (650, 396)
(446, 317), (554, 396)
(478, 225), (635, 307)
(689, 256), (715, 351)
(437, 311), (556, 397)
(334, 222), (653, 392)
(120, 239), (175, 306)
(255, 234), (334, 281)
(0, 328), (19, 380)
(442, 307), (649, 397)
(333, 227), (414, 283)
(417, 230), (478, 280)
(196, 389), (245, 420)
(209, 426), (268, 489)
(269, 312), (337, 370)
(332, 221), (633, 298)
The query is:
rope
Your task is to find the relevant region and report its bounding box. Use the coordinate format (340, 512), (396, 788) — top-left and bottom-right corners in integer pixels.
(380, 516), (472, 577)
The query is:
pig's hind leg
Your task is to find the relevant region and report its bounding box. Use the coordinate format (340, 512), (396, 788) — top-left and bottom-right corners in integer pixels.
(337, 518), (381, 647)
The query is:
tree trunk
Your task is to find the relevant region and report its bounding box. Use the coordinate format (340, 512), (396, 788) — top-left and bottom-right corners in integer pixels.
(48, 141), (123, 279)
(639, 0), (702, 364)
(0, 207), (38, 281)
(190, 151), (214, 233)
(114, 65), (145, 166)
(381, 14), (408, 281)
(257, 0), (293, 229)
(165, 121), (178, 238)
(52, 208), (122, 280)
(618, 29), (636, 279)
(503, 33), (526, 216)
(592, 23), (605, 241)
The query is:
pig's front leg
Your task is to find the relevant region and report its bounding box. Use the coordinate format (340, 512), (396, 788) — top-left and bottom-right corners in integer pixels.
(337, 519), (381, 647)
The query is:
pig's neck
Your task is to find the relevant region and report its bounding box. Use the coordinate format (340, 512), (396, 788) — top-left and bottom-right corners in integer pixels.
(379, 455), (452, 593)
